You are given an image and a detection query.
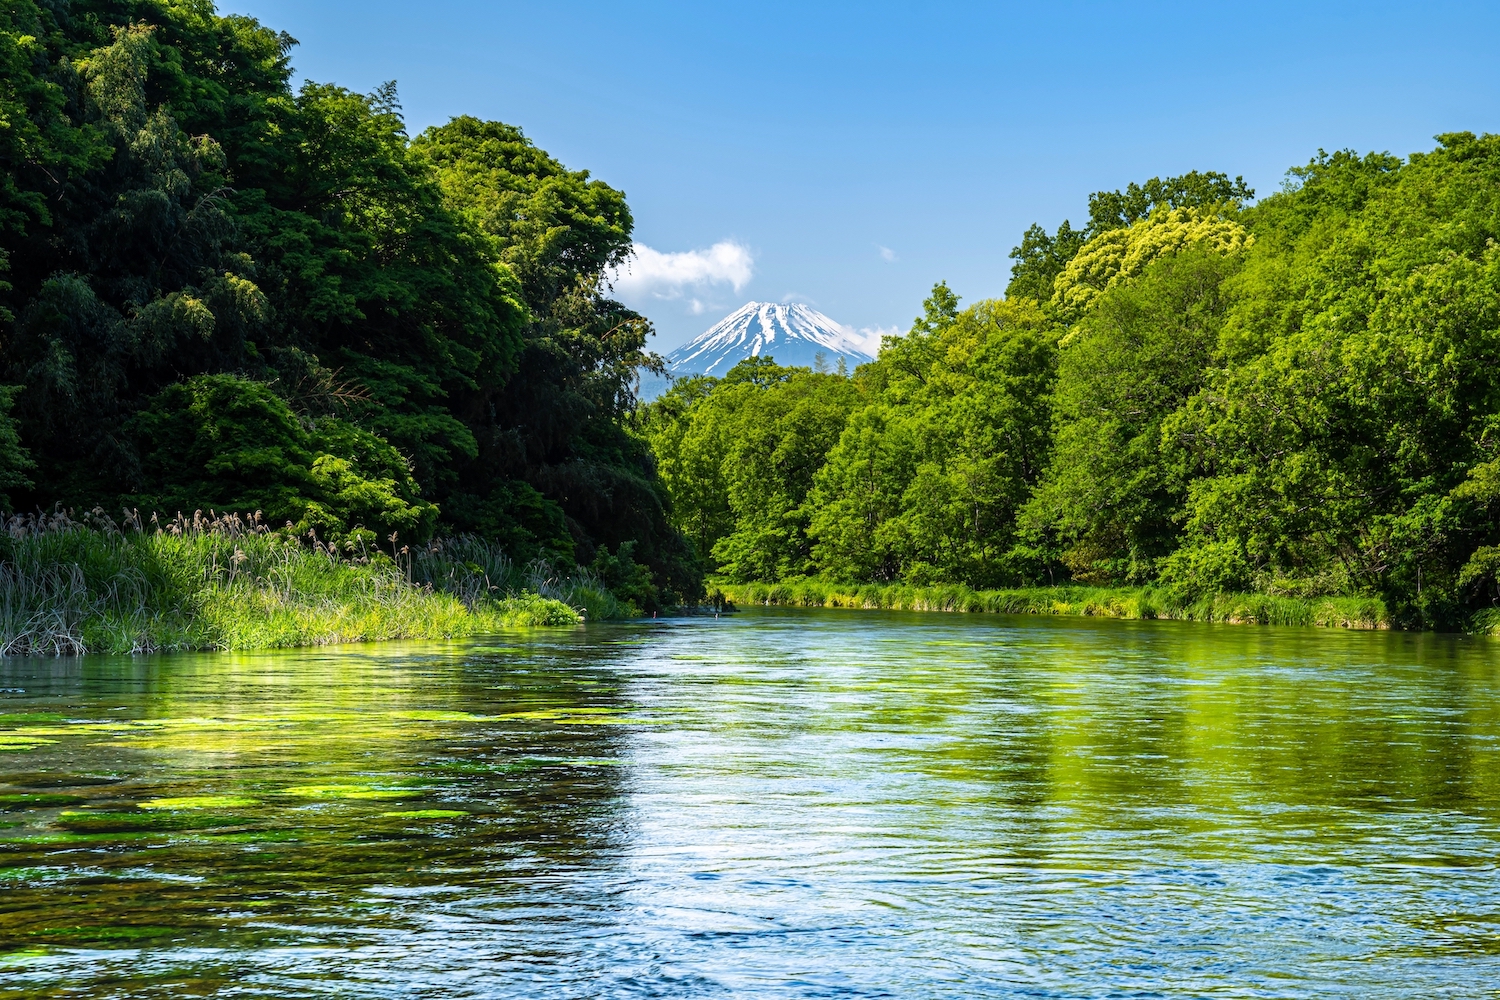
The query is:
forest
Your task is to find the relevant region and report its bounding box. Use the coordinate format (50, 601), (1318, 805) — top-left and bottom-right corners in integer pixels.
(5, 1), (1500, 639)
(642, 150), (1500, 631)
(0, 0), (692, 638)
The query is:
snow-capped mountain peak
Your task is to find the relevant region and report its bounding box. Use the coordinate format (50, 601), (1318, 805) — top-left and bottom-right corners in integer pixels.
(665, 302), (875, 378)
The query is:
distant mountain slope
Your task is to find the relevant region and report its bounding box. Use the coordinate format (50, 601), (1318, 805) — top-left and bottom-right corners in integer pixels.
(636, 302), (878, 400)
(671, 302), (875, 376)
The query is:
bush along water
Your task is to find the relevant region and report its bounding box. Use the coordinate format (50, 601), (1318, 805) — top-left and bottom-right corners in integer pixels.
(0, 509), (584, 657)
(714, 579), (1390, 630)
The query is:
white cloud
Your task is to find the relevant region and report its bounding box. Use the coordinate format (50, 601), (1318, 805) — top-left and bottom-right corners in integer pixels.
(841, 323), (901, 356)
(877, 244), (898, 263)
(608, 240), (753, 301)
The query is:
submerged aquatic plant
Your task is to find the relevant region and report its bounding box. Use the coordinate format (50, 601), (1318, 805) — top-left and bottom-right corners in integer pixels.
(0, 509), (582, 656)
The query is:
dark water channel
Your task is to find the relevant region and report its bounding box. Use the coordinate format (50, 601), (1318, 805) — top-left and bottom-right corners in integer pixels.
(1, 608), (1498, 997)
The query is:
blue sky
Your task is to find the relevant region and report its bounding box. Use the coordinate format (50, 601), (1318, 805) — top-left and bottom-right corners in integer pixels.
(233, 1), (1500, 352)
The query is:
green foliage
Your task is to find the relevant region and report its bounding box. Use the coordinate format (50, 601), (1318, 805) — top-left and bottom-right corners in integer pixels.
(407, 533), (628, 622)
(910, 280), (960, 335)
(634, 375), (725, 561)
(809, 291), (1058, 586)
(589, 541), (656, 615)
(412, 116), (633, 309)
(1084, 171), (1254, 233)
(713, 579), (1387, 630)
(1163, 134), (1500, 624)
(1050, 208), (1253, 317)
(128, 374), (437, 541)
(669, 141), (1500, 632)
(1006, 170), (1255, 303)
(1006, 221), (1087, 303)
(0, 1), (696, 612)
(0, 386), (34, 508)
(411, 116), (696, 602)
(638, 358), (860, 581)
(641, 288), (1059, 590)
(1022, 247), (1243, 584)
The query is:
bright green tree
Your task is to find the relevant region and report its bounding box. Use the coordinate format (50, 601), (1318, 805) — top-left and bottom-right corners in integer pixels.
(640, 358), (859, 581)
(1006, 170), (1255, 304)
(810, 291), (1058, 585)
(1020, 247), (1243, 584)
(1165, 135), (1500, 623)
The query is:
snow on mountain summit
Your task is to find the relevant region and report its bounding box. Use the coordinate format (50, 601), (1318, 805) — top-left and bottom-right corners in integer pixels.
(666, 302), (876, 379)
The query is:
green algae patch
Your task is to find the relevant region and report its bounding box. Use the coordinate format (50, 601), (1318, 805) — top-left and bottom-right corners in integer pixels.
(0, 772), (120, 788)
(0, 794), (86, 809)
(0, 733), (58, 751)
(385, 710), (496, 723)
(30, 924), (179, 944)
(54, 810), (252, 834)
(500, 706), (637, 725)
(282, 784), (418, 801)
(4, 830), (154, 844)
(380, 809), (468, 819)
(138, 795), (260, 810)
(191, 829), (300, 844)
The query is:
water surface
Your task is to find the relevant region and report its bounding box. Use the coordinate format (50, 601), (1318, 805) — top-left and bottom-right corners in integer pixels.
(1, 608), (1498, 997)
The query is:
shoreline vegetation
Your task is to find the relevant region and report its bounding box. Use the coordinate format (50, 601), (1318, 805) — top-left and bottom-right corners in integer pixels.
(713, 579), (1404, 632)
(642, 154), (1500, 636)
(0, 510), (590, 657)
(6, 1), (1500, 649)
(0, 1), (699, 657)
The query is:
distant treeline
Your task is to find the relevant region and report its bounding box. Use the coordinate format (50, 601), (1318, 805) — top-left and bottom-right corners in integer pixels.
(0, 1), (692, 608)
(641, 144), (1500, 628)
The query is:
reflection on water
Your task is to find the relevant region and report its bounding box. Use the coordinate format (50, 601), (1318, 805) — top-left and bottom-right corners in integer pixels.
(0, 608), (1497, 997)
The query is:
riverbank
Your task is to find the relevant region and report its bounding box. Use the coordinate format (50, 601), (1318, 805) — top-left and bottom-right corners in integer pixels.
(0, 511), (585, 656)
(713, 579), (1395, 630)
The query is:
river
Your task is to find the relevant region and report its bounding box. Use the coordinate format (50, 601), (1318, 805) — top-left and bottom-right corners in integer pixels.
(1, 608), (1498, 997)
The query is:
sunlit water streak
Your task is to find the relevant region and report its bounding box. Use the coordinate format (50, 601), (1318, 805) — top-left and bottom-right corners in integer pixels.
(0, 608), (1497, 997)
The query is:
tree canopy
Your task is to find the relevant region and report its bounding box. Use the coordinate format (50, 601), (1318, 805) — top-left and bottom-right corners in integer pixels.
(0, 0), (694, 605)
(644, 139), (1500, 628)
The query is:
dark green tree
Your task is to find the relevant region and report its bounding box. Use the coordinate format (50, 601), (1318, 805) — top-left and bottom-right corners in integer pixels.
(0, 1), (697, 605)
(412, 117), (696, 600)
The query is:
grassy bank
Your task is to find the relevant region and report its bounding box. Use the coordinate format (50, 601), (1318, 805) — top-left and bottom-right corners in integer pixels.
(0, 510), (590, 656)
(713, 579), (1392, 630)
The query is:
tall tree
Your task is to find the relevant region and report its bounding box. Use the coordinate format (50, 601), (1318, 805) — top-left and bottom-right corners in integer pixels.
(412, 117), (695, 598)
(0, 1), (698, 603)
(639, 358), (859, 581)
(810, 290), (1058, 586)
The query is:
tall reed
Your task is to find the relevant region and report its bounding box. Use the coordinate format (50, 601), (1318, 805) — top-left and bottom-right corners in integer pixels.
(0, 509), (582, 656)
(408, 535), (624, 622)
